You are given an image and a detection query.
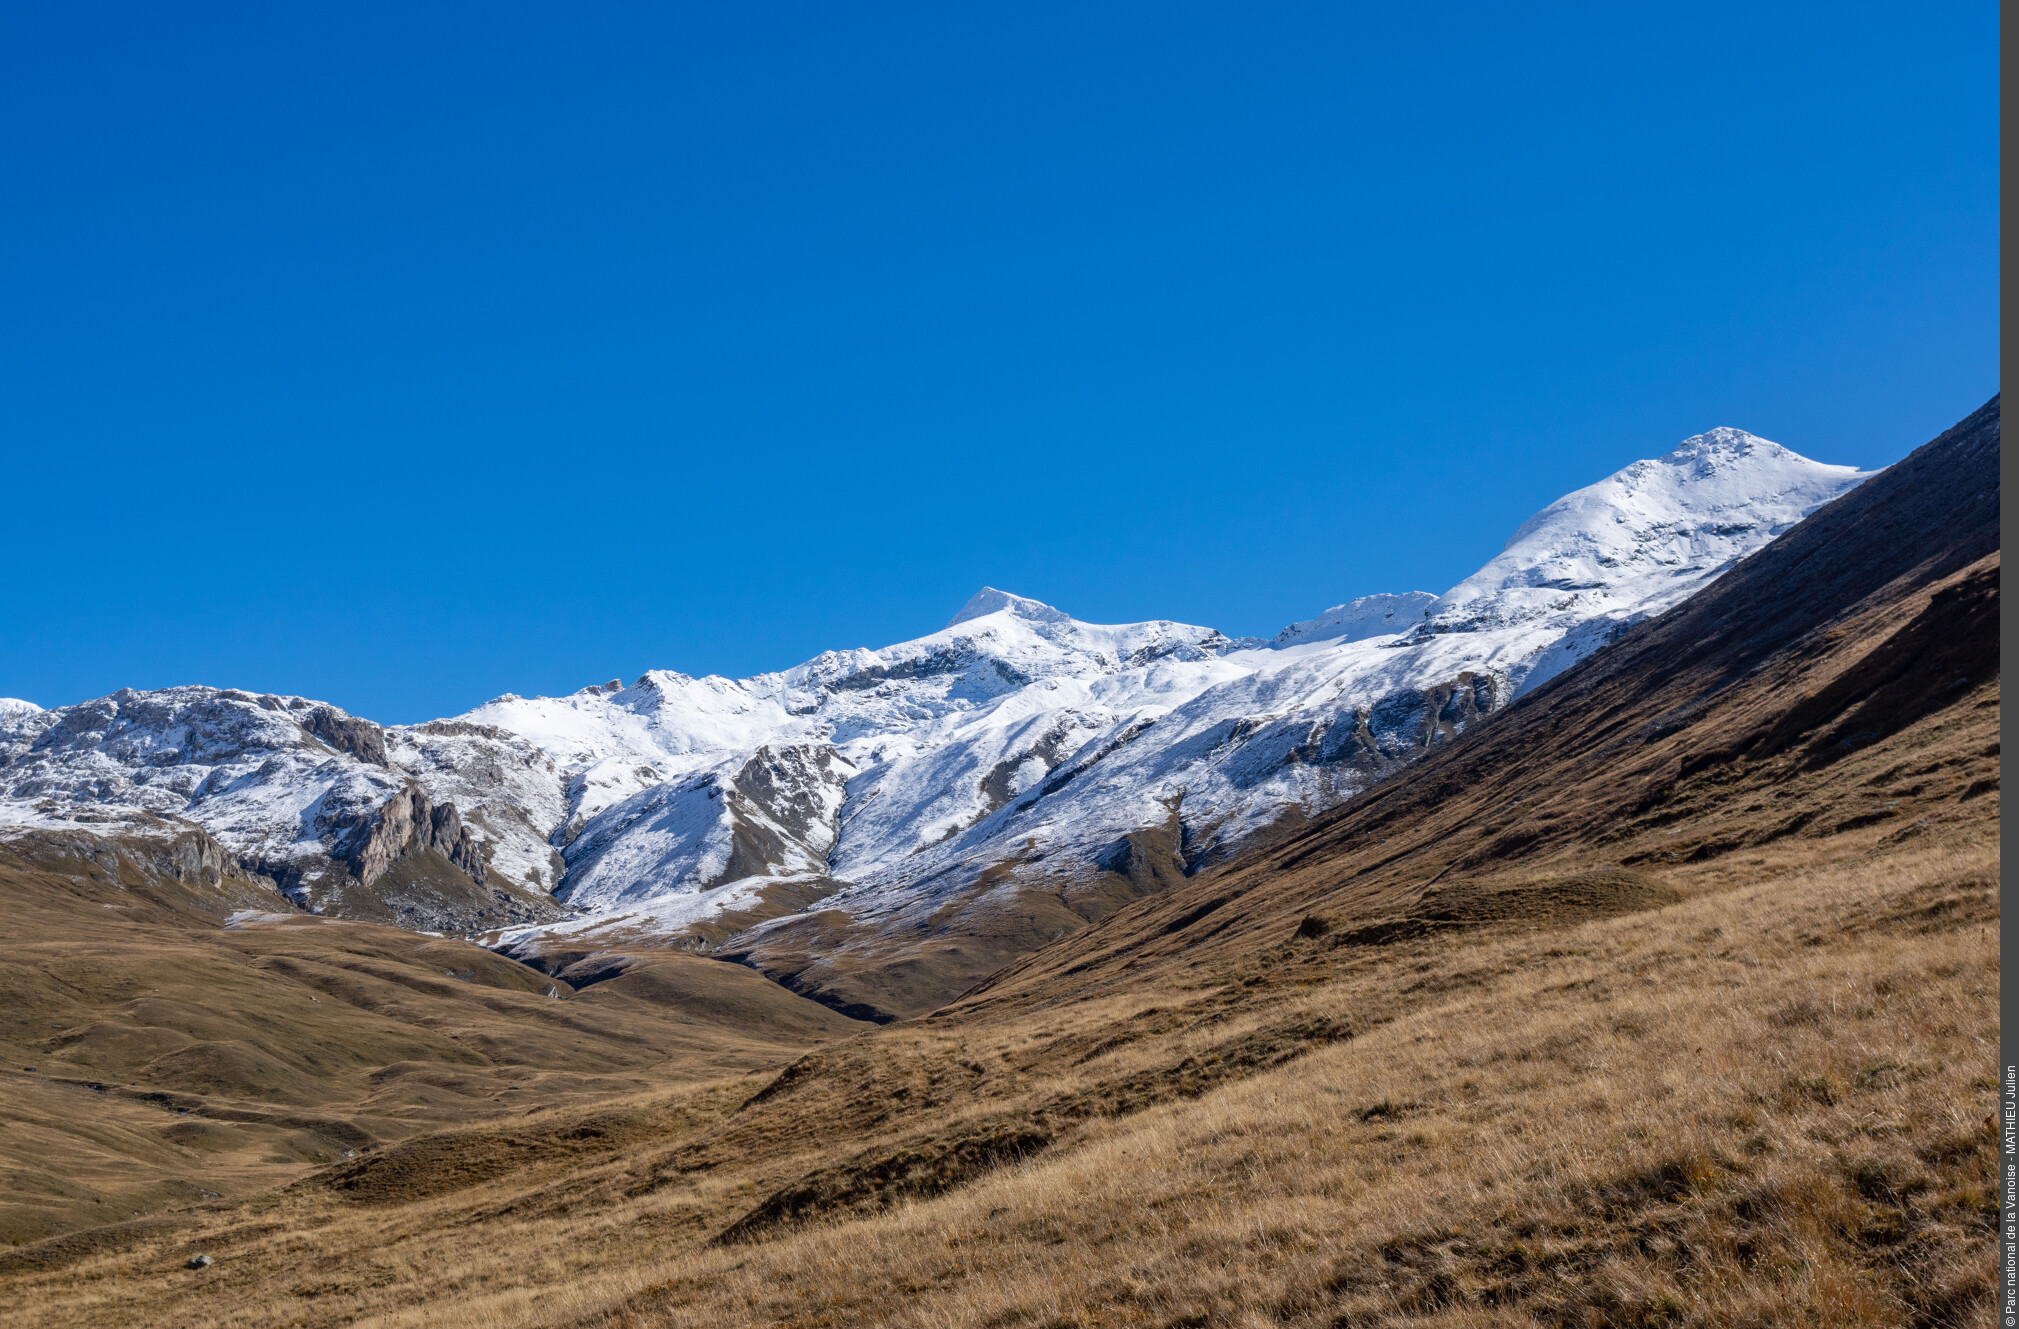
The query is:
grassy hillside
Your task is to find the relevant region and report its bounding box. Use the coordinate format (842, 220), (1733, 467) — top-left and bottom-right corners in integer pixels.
(0, 835), (870, 1249)
(0, 809), (1993, 1327)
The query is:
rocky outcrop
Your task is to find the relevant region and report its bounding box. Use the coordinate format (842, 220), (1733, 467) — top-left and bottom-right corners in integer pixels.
(730, 744), (851, 852)
(321, 784), (486, 888)
(151, 827), (273, 888)
(554, 744), (853, 912)
(1307, 670), (1503, 777)
(301, 707), (389, 767)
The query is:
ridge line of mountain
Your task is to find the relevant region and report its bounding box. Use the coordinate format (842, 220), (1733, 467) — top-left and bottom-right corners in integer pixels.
(0, 425), (1876, 963)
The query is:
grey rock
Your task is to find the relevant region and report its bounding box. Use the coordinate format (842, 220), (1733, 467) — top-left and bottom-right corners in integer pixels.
(302, 706), (390, 767)
(321, 783), (487, 887)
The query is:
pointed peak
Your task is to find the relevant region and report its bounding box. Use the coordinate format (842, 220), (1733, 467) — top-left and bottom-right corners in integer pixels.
(947, 587), (1072, 629)
(1659, 427), (1790, 469)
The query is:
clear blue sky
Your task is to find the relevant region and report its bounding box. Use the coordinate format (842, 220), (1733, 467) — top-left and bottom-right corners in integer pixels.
(0, 3), (1998, 722)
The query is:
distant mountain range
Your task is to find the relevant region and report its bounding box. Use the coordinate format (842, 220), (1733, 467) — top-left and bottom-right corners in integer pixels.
(0, 428), (1870, 1002)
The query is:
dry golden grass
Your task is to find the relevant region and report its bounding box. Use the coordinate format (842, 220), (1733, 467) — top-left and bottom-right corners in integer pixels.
(0, 823), (1993, 1329)
(0, 841), (869, 1247)
(607, 834), (1998, 1329)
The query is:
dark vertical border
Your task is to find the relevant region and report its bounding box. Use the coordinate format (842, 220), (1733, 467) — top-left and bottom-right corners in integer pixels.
(2001, 11), (2014, 1310)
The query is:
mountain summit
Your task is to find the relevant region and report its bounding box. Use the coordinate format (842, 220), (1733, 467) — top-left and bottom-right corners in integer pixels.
(1421, 426), (1866, 640)
(947, 587), (1073, 628)
(1661, 424), (1790, 470)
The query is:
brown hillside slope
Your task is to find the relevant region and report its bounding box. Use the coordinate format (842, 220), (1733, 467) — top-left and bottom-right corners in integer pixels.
(4, 818), (1991, 1327)
(0, 832), (872, 1247)
(0, 399), (1997, 1329)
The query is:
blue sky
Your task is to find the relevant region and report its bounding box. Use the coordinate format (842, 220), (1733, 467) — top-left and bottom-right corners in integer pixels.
(0, 3), (1998, 722)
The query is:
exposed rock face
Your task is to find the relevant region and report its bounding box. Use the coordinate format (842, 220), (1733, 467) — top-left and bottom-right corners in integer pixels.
(729, 745), (852, 866)
(0, 686), (537, 930)
(154, 827), (264, 888)
(322, 783), (487, 889)
(1304, 670), (1503, 780)
(301, 706), (389, 767)
(975, 718), (1093, 821)
(4, 825), (297, 925)
(386, 720), (566, 893)
(556, 742), (853, 914)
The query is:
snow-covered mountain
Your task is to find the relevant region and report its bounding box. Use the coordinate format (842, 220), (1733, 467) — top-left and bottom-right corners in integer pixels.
(0, 429), (1868, 953)
(419, 593), (1237, 917)
(0, 686), (558, 928)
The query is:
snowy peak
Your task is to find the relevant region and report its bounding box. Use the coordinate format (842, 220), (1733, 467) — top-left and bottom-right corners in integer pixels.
(0, 699), (40, 722)
(948, 587), (1072, 628)
(1660, 426), (1786, 474)
(1421, 429), (1869, 637)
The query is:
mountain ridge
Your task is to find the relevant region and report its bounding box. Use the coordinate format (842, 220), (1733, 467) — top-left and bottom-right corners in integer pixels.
(0, 427), (1872, 987)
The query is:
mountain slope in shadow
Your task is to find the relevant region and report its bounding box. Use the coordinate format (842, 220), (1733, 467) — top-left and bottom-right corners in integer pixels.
(960, 395), (1999, 1013)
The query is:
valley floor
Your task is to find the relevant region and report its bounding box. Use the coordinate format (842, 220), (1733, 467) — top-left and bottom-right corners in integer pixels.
(0, 822), (1996, 1329)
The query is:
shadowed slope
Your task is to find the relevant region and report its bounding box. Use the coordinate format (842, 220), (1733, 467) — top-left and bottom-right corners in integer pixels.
(959, 395), (1999, 1013)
